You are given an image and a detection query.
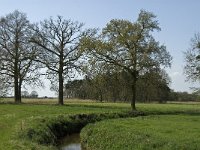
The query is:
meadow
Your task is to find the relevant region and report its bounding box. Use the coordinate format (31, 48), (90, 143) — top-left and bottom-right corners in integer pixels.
(81, 115), (200, 150)
(0, 98), (200, 150)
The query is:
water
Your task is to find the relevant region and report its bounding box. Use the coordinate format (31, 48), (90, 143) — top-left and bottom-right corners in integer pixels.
(59, 133), (82, 150)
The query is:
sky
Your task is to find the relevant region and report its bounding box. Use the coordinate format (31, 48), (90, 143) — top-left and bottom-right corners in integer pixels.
(0, 0), (199, 97)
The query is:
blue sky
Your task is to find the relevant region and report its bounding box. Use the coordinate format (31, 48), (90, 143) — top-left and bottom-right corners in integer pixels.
(0, 0), (199, 96)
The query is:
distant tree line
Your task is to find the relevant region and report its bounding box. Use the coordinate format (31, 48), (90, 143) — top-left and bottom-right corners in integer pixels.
(64, 77), (200, 102)
(169, 91), (199, 102)
(21, 90), (38, 98)
(64, 70), (171, 103)
(64, 71), (199, 103)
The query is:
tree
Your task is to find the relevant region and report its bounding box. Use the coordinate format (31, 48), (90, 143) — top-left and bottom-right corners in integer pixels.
(84, 61), (109, 102)
(184, 33), (200, 82)
(0, 75), (10, 97)
(64, 70), (171, 103)
(21, 91), (29, 98)
(0, 10), (41, 103)
(136, 69), (171, 103)
(30, 16), (90, 105)
(82, 10), (172, 110)
(30, 90), (38, 98)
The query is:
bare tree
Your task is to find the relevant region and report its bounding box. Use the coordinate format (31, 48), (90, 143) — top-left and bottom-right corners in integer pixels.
(0, 10), (41, 103)
(31, 16), (90, 105)
(184, 33), (200, 82)
(0, 75), (10, 97)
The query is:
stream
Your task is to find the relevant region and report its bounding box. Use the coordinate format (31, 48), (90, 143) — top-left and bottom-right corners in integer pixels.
(59, 133), (82, 150)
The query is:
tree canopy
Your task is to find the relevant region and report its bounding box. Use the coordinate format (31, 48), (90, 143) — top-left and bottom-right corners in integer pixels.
(81, 10), (172, 110)
(30, 16), (92, 104)
(0, 10), (40, 103)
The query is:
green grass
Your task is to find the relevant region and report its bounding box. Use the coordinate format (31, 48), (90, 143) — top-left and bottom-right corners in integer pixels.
(0, 98), (200, 149)
(0, 99), (129, 150)
(81, 115), (200, 150)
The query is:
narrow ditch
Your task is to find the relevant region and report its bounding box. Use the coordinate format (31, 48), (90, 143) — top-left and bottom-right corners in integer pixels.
(56, 112), (144, 149)
(58, 133), (82, 150)
(21, 112), (144, 149)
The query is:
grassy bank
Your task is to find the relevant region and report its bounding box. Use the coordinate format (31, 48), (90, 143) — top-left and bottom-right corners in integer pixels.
(81, 115), (200, 150)
(18, 112), (143, 148)
(0, 100), (129, 150)
(0, 99), (200, 149)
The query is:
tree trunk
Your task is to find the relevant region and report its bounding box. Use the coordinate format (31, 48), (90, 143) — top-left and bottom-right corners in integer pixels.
(58, 51), (64, 105)
(99, 89), (103, 102)
(131, 80), (136, 110)
(18, 81), (22, 103)
(58, 72), (64, 105)
(14, 76), (20, 103)
(14, 59), (21, 103)
(131, 72), (137, 111)
(18, 86), (21, 103)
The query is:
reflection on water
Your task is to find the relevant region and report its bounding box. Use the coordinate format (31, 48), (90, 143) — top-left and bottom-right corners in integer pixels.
(59, 133), (81, 150)
(61, 143), (81, 150)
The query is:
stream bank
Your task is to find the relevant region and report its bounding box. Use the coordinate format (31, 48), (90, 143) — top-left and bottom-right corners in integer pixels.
(19, 111), (144, 149)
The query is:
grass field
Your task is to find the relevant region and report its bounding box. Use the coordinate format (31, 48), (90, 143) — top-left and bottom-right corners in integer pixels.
(0, 98), (200, 149)
(0, 99), (129, 150)
(81, 115), (200, 150)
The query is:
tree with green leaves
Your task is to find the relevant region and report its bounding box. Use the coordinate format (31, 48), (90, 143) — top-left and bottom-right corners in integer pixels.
(136, 69), (171, 103)
(184, 33), (200, 82)
(81, 10), (172, 110)
(30, 16), (92, 105)
(0, 10), (41, 103)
